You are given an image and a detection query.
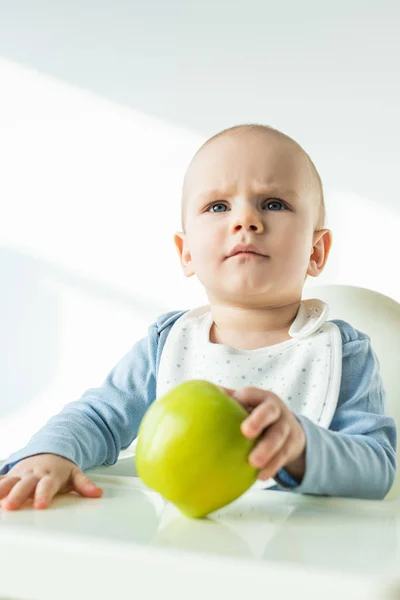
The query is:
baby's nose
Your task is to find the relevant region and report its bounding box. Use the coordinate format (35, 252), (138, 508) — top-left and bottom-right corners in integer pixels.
(232, 211), (264, 232)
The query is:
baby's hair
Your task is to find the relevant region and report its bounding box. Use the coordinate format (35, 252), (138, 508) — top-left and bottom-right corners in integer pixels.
(182, 123), (326, 231)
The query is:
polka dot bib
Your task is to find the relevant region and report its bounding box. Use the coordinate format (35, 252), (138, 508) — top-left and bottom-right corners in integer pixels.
(157, 298), (342, 431)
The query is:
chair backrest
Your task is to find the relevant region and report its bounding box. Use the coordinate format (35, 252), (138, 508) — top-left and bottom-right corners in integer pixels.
(303, 284), (400, 501)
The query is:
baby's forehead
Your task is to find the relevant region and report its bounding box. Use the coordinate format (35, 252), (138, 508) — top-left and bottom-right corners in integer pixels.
(183, 131), (311, 200)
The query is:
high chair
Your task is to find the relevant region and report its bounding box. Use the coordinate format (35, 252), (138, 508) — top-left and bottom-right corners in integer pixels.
(303, 284), (400, 501)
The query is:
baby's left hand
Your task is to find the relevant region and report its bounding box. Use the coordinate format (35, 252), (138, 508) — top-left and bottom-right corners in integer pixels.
(222, 386), (306, 483)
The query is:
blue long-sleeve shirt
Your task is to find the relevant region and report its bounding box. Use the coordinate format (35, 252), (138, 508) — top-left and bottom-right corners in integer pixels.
(0, 311), (397, 499)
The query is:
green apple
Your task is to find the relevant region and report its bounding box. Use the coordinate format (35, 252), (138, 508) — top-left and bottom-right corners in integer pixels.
(135, 380), (259, 518)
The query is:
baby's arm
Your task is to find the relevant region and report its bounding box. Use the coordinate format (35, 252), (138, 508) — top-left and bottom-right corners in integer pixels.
(0, 315), (167, 508)
(1, 332), (156, 474)
(275, 321), (397, 499)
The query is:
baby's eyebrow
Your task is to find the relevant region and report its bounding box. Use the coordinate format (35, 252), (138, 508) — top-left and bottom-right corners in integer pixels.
(194, 188), (234, 203)
(194, 186), (300, 203)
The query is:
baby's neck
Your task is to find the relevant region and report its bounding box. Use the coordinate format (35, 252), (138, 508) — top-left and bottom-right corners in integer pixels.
(209, 301), (300, 350)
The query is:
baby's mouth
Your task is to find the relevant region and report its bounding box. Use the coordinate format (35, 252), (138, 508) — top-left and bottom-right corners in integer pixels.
(234, 251), (262, 256)
(227, 244), (268, 259)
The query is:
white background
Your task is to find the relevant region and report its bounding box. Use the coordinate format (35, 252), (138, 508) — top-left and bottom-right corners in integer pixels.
(0, 0), (399, 458)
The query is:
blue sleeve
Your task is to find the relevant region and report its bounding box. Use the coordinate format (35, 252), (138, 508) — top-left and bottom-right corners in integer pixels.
(274, 320), (397, 499)
(0, 311), (185, 474)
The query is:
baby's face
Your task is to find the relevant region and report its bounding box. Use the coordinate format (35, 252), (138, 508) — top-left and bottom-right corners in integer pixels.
(177, 131), (324, 308)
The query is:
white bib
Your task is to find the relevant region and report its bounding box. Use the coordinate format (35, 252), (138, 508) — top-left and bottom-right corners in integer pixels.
(156, 299), (342, 489)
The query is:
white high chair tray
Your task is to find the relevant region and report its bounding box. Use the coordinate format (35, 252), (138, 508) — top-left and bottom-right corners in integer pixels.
(0, 458), (399, 600)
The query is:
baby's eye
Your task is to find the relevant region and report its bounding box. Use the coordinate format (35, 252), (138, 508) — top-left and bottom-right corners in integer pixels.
(264, 200), (287, 211)
(208, 202), (228, 213)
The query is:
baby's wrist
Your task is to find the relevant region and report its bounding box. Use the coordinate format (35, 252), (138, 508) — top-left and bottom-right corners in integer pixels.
(284, 449), (306, 482)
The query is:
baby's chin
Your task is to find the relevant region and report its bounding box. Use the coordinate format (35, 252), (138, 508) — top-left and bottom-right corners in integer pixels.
(206, 283), (279, 307)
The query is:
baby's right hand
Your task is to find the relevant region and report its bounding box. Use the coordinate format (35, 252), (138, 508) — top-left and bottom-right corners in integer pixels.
(0, 454), (103, 510)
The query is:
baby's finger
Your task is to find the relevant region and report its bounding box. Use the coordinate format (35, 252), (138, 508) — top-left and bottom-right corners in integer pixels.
(241, 399), (282, 438)
(258, 435), (294, 481)
(248, 420), (291, 469)
(71, 470), (103, 498)
(0, 476), (21, 500)
(1, 475), (39, 510)
(234, 387), (281, 408)
(218, 386), (236, 397)
(33, 475), (62, 510)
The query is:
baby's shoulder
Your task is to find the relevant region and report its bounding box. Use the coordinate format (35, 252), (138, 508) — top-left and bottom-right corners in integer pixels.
(329, 319), (371, 346)
(154, 310), (188, 334)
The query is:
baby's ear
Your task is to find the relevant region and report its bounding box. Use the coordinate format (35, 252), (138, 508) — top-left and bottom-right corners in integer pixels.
(174, 232), (195, 277)
(307, 229), (332, 277)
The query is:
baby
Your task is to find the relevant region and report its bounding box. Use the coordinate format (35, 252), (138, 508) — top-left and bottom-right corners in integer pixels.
(0, 124), (397, 510)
